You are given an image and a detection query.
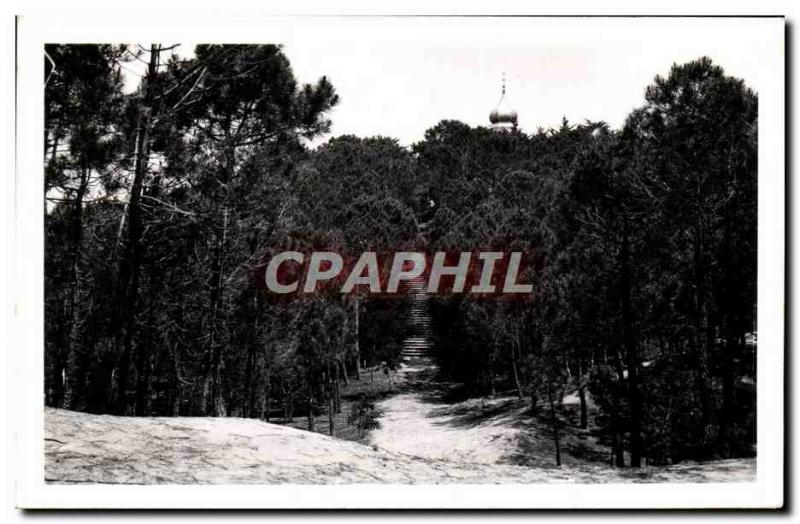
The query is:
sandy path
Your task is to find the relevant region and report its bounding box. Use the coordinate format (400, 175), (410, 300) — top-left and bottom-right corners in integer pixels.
(369, 278), (524, 465)
(368, 362), (521, 465)
(364, 359), (755, 483)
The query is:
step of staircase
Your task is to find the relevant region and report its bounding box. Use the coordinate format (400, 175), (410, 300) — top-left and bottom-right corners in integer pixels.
(402, 274), (433, 361)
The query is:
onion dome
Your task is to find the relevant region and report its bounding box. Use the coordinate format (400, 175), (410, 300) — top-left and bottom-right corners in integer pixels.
(489, 73), (518, 130)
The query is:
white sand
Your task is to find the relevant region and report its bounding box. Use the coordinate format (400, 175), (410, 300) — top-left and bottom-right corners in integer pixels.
(45, 404), (755, 484)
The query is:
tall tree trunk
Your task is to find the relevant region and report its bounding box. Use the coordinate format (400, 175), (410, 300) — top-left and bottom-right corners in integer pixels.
(546, 380), (561, 467)
(170, 341), (181, 416)
(134, 303), (155, 415)
(115, 44), (159, 415)
(327, 363), (336, 437)
(620, 216), (644, 467)
(307, 392), (316, 432)
(339, 358), (349, 387)
(203, 205), (229, 416)
(578, 383), (588, 431)
(511, 355), (524, 399)
(328, 395), (336, 436)
(578, 387), (588, 429)
(576, 360), (589, 429)
(510, 323), (524, 399)
(48, 351), (65, 408)
(354, 297), (361, 380)
(262, 365), (272, 422)
(692, 227), (712, 458)
(489, 350), (497, 397)
(334, 372), (342, 414)
(243, 341), (255, 418)
(115, 114), (148, 415)
(63, 163), (90, 410)
(203, 137), (235, 416)
(612, 431), (626, 467)
(242, 292), (259, 418)
(718, 213), (736, 458)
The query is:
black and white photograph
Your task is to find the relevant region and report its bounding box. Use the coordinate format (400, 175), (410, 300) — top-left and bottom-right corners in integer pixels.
(5, 9), (786, 511)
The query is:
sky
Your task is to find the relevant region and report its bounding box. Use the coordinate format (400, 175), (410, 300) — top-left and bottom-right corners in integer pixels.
(122, 17), (780, 147)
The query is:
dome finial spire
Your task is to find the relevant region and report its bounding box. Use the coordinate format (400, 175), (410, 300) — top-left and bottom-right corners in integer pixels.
(489, 72), (518, 131)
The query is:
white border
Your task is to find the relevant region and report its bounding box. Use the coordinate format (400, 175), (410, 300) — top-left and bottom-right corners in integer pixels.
(12, 13), (784, 509)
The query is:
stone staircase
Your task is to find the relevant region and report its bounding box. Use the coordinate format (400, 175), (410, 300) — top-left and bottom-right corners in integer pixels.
(403, 275), (432, 363)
